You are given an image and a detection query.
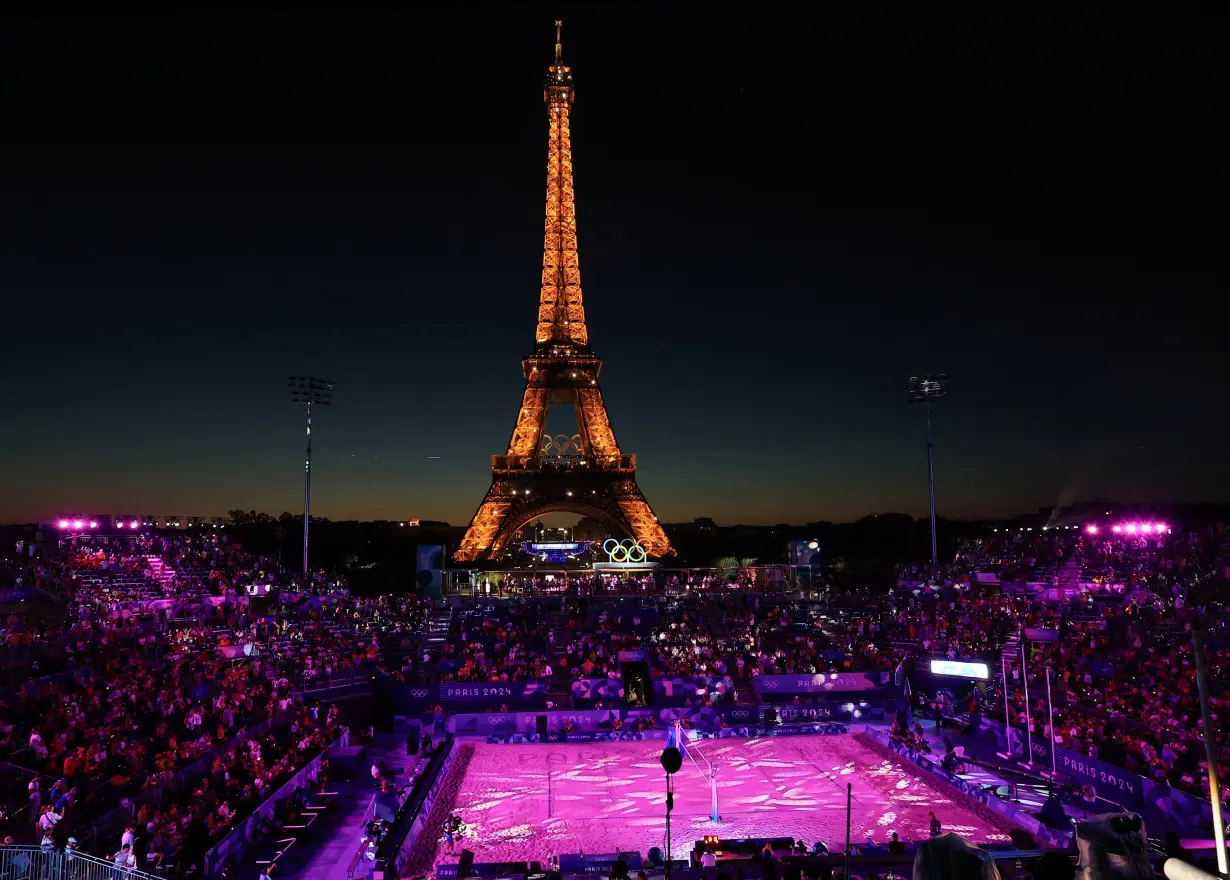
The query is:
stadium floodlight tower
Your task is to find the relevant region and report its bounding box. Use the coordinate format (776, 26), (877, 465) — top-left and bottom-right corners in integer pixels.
(289, 375), (335, 577)
(908, 374), (950, 573)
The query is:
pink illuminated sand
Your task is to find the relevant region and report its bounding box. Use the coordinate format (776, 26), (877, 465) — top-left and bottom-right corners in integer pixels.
(429, 736), (1011, 869)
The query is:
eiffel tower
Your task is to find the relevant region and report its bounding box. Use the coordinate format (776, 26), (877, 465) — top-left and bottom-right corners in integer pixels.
(453, 23), (674, 563)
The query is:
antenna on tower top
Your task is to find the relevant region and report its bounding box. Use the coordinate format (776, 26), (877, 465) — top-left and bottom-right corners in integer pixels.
(554, 20), (563, 63)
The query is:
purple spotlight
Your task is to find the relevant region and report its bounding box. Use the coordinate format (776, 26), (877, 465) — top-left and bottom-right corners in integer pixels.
(73, 520), (84, 529)
(1112, 525), (1122, 534)
(58, 519), (69, 529)
(1086, 525), (1098, 535)
(1125, 523), (1137, 534)
(130, 520), (139, 529)
(1156, 522), (1167, 533)
(88, 521), (98, 529)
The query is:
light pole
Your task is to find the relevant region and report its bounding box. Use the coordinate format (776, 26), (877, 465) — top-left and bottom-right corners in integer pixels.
(908, 374), (949, 573)
(1193, 628), (1228, 876)
(289, 376), (335, 577)
(660, 744), (682, 880)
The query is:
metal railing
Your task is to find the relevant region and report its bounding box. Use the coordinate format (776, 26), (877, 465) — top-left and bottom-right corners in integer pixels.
(491, 453), (637, 470)
(0, 845), (162, 880)
(297, 668), (373, 697)
(442, 568), (823, 597)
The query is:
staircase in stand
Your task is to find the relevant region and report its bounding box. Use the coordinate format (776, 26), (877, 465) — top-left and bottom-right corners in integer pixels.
(733, 679), (761, 707)
(144, 554), (177, 586)
(546, 610), (573, 707)
(702, 603), (728, 643)
(422, 605), (453, 652)
(965, 632), (1022, 730)
(1000, 632), (1021, 666)
(1055, 557), (1083, 592)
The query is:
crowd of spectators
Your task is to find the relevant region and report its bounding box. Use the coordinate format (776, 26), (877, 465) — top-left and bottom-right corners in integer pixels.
(0, 533), (371, 872)
(436, 606), (554, 683)
(2, 516), (1227, 869)
(1006, 602), (1229, 800)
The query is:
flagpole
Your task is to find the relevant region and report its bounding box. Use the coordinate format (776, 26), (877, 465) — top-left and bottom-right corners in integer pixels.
(998, 656), (1014, 760)
(1045, 667), (1057, 780)
(1021, 643), (1033, 767)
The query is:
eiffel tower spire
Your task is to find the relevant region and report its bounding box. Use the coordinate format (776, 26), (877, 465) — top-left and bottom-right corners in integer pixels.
(537, 19), (588, 350)
(453, 24), (674, 564)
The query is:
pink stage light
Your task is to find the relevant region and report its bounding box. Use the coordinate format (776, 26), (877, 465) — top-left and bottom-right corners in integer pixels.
(1086, 525), (1098, 534)
(130, 520), (139, 529)
(1112, 525), (1122, 534)
(1156, 522), (1167, 533)
(88, 521), (98, 529)
(1125, 523), (1138, 534)
(58, 520), (69, 529)
(73, 520), (84, 529)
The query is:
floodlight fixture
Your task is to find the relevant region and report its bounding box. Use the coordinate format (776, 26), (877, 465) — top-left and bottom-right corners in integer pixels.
(908, 374), (950, 404)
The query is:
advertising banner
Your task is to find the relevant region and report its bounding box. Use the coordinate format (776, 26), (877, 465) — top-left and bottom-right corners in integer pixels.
(652, 675), (732, 705)
(717, 723), (847, 739)
(436, 862), (532, 879)
(752, 671), (889, 697)
(1023, 627), (1059, 642)
(375, 674), (550, 711)
(559, 853), (643, 874)
(571, 678), (625, 706)
(772, 704), (844, 723)
(1002, 723), (1145, 808)
(437, 680), (549, 705)
(415, 544), (445, 597)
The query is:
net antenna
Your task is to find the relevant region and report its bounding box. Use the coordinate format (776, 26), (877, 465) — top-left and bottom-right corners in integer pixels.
(674, 719), (721, 823)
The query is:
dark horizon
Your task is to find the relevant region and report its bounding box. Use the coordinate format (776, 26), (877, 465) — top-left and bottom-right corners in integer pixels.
(1, 5), (1224, 527)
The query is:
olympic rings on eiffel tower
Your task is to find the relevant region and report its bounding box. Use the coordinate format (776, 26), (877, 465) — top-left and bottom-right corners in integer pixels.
(541, 433), (583, 455)
(603, 538), (647, 564)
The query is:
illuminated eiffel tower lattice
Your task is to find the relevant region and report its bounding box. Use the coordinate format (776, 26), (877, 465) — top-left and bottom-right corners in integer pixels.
(453, 23), (674, 563)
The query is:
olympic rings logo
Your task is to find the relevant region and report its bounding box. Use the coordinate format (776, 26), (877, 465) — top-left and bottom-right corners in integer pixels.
(410, 689), (429, 698)
(541, 434), (583, 455)
(603, 538), (647, 564)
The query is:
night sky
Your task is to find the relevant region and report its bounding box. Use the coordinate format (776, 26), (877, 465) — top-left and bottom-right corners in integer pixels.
(1, 4), (1224, 527)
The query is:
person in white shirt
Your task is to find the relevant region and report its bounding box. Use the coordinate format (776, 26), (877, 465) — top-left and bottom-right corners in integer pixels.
(121, 826), (136, 849)
(700, 850), (717, 869)
(38, 809), (61, 834)
(113, 844), (136, 872)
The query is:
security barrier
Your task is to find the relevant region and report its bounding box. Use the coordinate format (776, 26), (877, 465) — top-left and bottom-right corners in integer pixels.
(0, 845), (162, 880)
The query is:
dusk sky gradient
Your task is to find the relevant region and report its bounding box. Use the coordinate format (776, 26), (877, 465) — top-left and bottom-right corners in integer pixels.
(1, 4), (1224, 526)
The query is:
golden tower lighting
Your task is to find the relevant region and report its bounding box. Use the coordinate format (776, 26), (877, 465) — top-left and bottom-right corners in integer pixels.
(453, 22), (674, 563)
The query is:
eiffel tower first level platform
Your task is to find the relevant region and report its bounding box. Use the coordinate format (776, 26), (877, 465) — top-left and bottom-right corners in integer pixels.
(452, 23), (673, 564)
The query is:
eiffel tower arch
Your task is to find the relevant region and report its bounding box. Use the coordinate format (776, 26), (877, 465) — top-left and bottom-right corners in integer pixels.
(453, 23), (674, 564)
